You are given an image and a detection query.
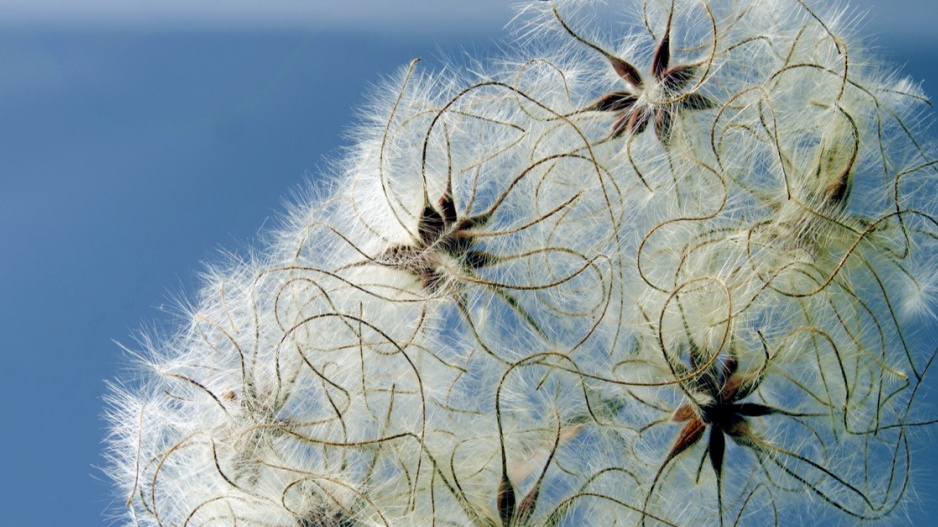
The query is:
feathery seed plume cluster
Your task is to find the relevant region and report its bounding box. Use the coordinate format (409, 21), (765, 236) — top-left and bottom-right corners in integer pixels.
(106, 1), (938, 525)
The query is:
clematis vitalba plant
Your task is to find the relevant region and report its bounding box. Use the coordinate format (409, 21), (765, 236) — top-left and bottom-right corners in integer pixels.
(107, 1), (938, 525)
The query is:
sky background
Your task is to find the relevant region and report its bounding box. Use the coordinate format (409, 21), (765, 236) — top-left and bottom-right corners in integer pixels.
(1, 1), (937, 525)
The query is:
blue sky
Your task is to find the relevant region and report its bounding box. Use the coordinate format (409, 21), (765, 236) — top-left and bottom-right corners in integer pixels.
(0, 0), (934, 36)
(0, 0), (515, 32)
(1, 1), (937, 525)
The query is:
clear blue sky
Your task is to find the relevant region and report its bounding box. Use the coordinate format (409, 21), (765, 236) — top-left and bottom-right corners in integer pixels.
(1, 1), (936, 525)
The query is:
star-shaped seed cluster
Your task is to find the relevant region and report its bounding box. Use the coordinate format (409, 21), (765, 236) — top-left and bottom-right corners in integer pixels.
(377, 188), (494, 293)
(644, 347), (777, 525)
(584, 12), (716, 145)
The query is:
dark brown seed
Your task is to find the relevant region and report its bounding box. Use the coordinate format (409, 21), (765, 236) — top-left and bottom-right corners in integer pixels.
(465, 250), (497, 269)
(515, 486), (540, 525)
(661, 64), (697, 92)
(825, 173), (851, 205)
(593, 92), (638, 112)
(651, 26), (671, 80)
(611, 112), (631, 138)
(457, 213), (489, 231)
(668, 418), (706, 461)
(735, 403), (775, 417)
(708, 427), (726, 475)
(497, 473), (517, 527)
(377, 245), (421, 268)
(438, 191), (458, 228)
(627, 109), (651, 136)
(680, 92), (717, 111)
(673, 404), (697, 422)
(417, 204), (445, 245)
(610, 56), (643, 89)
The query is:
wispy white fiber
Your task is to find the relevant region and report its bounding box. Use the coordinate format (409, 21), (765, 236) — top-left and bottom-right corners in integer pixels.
(106, 1), (938, 525)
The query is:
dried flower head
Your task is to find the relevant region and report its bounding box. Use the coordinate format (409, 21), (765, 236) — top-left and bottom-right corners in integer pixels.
(106, 1), (938, 525)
